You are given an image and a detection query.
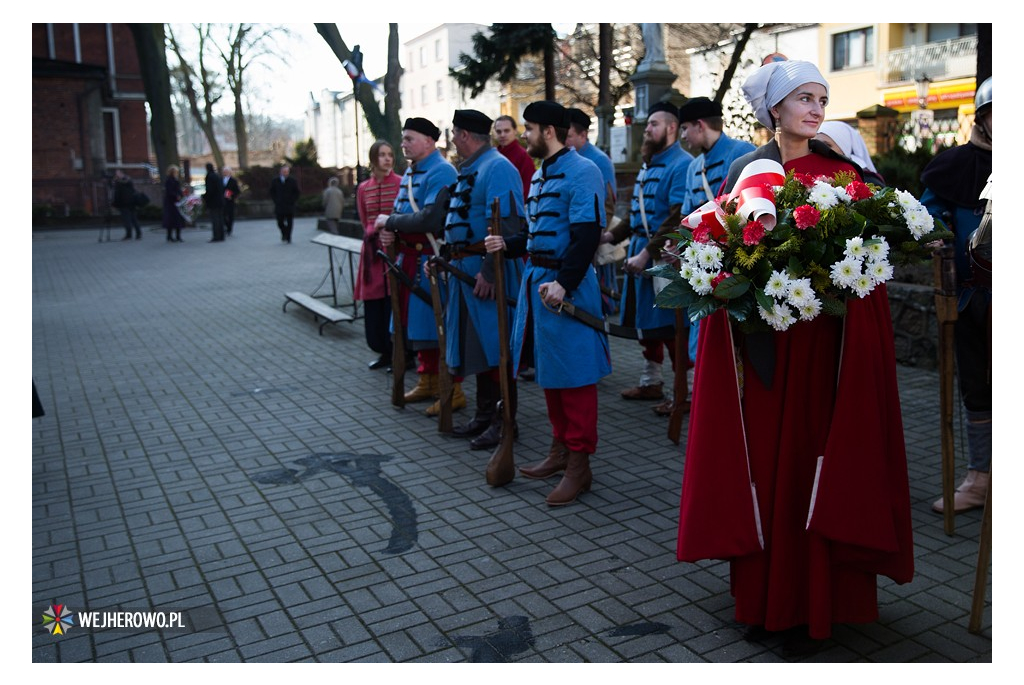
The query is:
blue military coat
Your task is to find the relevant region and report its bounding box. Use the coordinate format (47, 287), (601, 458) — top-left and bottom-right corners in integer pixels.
(443, 146), (525, 372)
(391, 149), (457, 343)
(512, 148), (611, 389)
(620, 143), (692, 331)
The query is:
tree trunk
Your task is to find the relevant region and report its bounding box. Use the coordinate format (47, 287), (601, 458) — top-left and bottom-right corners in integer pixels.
(714, 23), (757, 106)
(233, 95), (248, 169)
(128, 23), (178, 177)
(598, 24), (611, 108)
(383, 23), (405, 169)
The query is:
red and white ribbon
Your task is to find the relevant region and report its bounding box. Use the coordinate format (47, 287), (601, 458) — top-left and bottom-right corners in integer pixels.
(680, 199), (727, 239)
(728, 159), (785, 230)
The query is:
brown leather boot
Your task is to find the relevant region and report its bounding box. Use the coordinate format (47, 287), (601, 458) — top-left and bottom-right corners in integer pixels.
(404, 373), (439, 403)
(620, 382), (664, 400)
(546, 451), (592, 506)
(425, 382), (466, 416)
(519, 438), (569, 479)
(932, 470), (990, 513)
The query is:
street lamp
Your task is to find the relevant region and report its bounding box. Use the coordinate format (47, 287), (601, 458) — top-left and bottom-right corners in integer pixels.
(915, 73), (932, 109)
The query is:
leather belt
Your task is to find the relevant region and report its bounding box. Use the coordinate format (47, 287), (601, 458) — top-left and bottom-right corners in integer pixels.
(398, 237), (433, 254)
(529, 254), (563, 270)
(446, 240), (487, 260)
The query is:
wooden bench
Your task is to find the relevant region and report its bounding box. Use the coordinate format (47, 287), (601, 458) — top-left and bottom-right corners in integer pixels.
(282, 233), (364, 335)
(309, 233), (364, 320)
(282, 291), (353, 335)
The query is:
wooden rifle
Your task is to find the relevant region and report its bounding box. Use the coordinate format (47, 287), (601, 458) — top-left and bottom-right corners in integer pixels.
(667, 309), (688, 445)
(385, 242), (407, 408)
(427, 257), (454, 433)
(486, 198), (516, 486)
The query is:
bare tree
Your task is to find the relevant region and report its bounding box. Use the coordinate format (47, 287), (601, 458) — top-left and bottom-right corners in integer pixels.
(557, 23), (641, 109)
(128, 23), (179, 177)
(214, 23), (289, 169)
(315, 22), (404, 164)
(167, 23), (225, 168)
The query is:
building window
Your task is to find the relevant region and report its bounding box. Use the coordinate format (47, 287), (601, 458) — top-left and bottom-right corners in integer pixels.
(832, 26), (874, 71)
(101, 108), (121, 164)
(408, 89), (414, 107)
(419, 46), (425, 67)
(421, 84), (427, 104)
(435, 39), (442, 62)
(436, 80), (443, 101)
(927, 24), (978, 42)
(407, 52), (413, 71)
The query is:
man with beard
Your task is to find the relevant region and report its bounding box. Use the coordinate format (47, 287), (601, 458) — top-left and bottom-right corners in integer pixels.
(443, 109), (526, 450)
(601, 101), (692, 403)
(376, 118), (462, 415)
(483, 100), (610, 507)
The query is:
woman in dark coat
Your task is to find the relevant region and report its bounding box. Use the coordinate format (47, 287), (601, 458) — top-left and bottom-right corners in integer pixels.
(162, 165), (186, 242)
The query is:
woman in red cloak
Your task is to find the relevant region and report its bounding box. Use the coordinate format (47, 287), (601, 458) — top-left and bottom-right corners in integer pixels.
(676, 60), (914, 640)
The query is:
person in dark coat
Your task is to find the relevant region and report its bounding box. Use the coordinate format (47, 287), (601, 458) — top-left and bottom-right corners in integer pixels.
(112, 170), (142, 240)
(162, 165), (186, 242)
(222, 166), (241, 236)
(269, 164), (301, 243)
(203, 162), (225, 242)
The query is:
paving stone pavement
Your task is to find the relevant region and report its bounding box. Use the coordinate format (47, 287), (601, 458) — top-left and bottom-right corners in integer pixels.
(31, 219), (992, 663)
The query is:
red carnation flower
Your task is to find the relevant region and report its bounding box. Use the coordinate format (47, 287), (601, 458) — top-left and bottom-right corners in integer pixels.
(792, 204), (821, 230)
(693, 222), (712, 243)
(793, 173), (816, 188)
(711, 271), (732, 291)
(845, 180), (873, 201)
(742, 219), (765, 245)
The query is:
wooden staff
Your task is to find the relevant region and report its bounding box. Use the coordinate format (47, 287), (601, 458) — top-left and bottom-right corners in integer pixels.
(668, 309), (688, 445)
(969, 468), (991, 633)
(427, 257), (454, 433)
(933, 244), (958, 535)
(486, 198), (516, 486)
(386, 242), (406, 408)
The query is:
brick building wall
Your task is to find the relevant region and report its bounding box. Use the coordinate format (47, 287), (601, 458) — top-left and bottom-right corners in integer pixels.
(32, 23), (150, 216)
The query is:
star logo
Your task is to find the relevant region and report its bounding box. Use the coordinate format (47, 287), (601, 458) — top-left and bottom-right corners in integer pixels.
(42, 604), (75, 636)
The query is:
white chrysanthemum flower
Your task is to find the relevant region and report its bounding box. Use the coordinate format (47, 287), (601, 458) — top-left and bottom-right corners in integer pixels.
(758, 304), (784, 331)
(697, 244), (724, 270)
(690, 271), (714, 295)
(796, 297), (822, 321)
(904, 207), (935, 239)
(867, 260), (894, 284)
(777, 305), (797, 330)
(809, 181), (839, 210)
(764, 270), (790, 298)
(786, 278), (815, 307)
(865, 239), (890, 261)
(830, 258), (862, 288)
(852, 274), (875, 298)
(682, 244), (700, 263)
(680, 264), (696, 281)
(845, 236), (866, 258)
(894, 189), (917, 211)
(833, 185), (852, 203)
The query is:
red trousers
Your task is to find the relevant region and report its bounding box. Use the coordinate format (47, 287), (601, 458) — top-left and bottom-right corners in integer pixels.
(544, 385), (598, 454)
(640, 337), (677, 367)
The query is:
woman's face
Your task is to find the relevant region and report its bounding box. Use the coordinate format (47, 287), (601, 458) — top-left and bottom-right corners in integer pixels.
(376, 145), (395, 173)
(771, 82), (828, 140)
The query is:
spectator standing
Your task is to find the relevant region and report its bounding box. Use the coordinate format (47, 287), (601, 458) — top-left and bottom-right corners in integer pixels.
(322, 177), (345, 235)
(112, 170), (142, 240)
(270, 165), (300, 243)
(203, 162), (225, 242)
(222, 166), (241, 236)
(162, 165), (186, 243)
(494, 115), (536, 201)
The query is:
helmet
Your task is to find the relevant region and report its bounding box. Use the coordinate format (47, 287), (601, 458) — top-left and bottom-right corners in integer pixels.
(974, 77), (992, 113)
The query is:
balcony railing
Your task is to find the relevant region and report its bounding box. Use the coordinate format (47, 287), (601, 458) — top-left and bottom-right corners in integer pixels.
(881, 35), (977, 85)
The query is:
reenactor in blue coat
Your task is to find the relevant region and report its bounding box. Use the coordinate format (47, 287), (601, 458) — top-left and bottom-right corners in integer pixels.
(567, 108), (622, 316)
(443, 109), (526, 450)
(484, 100), (610, 506)
(377, 118), (460, 415)
(601, 101), (692, 407)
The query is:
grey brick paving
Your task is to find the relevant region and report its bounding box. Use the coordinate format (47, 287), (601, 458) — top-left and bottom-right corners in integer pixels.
(31, 220), (993, 662)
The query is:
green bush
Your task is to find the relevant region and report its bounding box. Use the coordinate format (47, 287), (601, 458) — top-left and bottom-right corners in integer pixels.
(139, 204), (163, 221)
(296, 194), (324, 214)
